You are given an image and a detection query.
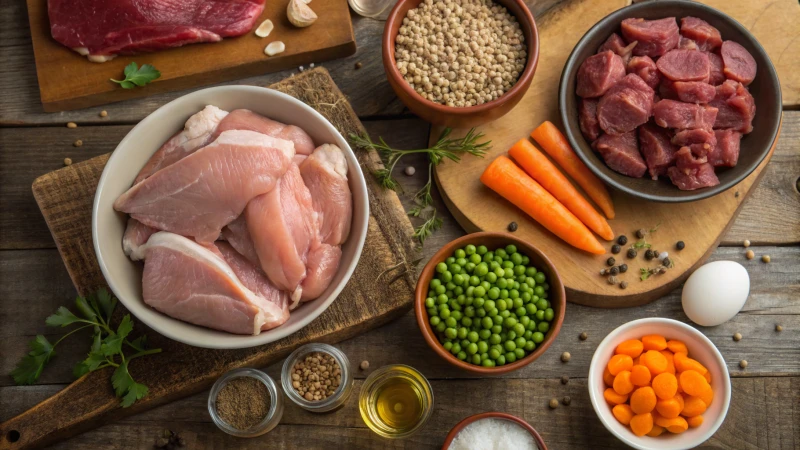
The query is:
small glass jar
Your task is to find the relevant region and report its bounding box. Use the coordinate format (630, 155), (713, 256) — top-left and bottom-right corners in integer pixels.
(348, 0), (395, 18)
(281, 343), (354, 413)
(359, 364), (434, 439)
(207, 368), (284, 437)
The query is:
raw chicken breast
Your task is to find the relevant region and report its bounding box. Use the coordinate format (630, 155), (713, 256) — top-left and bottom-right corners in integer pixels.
(122, 217), (158, 259)
(135, 232), (285, 335)
(219, 214), (260, 265)
(114, 130), (294, 244)
(299, 144), (353, 245)
(246, 164), (318, 302)
(212, 109), (315, 155)
(216, 241), (290, 330)
(300, 243), (342, 303)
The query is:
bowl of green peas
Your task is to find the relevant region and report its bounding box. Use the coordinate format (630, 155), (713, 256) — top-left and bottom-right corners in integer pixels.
(415, 232), (566, 374)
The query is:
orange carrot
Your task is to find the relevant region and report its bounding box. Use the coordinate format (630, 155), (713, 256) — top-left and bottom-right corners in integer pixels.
(480, 156), (606, 254)
(508, 139), (614, 240)
(530, 121), (616, 219)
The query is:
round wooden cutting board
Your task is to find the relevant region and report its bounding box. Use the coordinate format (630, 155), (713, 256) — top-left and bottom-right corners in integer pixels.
(433, 0), (780, 308)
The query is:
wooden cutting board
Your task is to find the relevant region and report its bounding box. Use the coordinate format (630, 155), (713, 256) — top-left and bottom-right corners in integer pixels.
(434, 0), (793, 308)
(25, 0), (356, 112)
(0, 68), (418, 450)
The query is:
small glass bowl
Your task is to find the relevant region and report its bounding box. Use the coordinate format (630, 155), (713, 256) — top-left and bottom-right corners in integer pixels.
(358, 364), (434, 439)
(207, 368), (284, 437)
(281, 343), (354, 413)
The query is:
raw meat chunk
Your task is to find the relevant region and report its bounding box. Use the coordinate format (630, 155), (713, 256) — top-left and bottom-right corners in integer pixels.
(212, 109), (315, 155)
(576, 51), (626, 98)
(672, 128), (717, 157)
(656, 49), (710, 81)
(668, 148), (719, 190)
(598, 33), (637, 64)
(672, 81), (716, 103)
(48, 0), (266, 61)
(300, 244), (342, 303)
(658, 79), (678, 100)
(122, 217), (158, 259)
(579, 99), (601, 141)
(680, 17), (722, 51)
(299, 144), (353, 246)
(219, 214), (260, 265)
(593, 131), (647, 178)
(707, 52), (726, 85)
(638, 123), (678, 179)
(621, 18), (680, 57)
(720, 41), (757, 86)
(597, 74), (655, 135)
(136, 232), (286, 335)
(709, 80), (756, 134)
(653, 100), (718, 129)
(678, 36), (698, 50)
(627, 56), (660, 89)
(709, 129), (741, 167)
(675, 145), (708, 168)
(114, 130), (295, 244)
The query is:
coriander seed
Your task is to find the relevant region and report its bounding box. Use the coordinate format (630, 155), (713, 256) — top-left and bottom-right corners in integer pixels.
(63, 157), (72, 166)
(66, 122), (77, 128)
(404, 166), (416, 176)
(562, 396), (571, 406)
(360, 360), (370, 370)
(561, 352), (571, 363)
(776, 324), (783, 332)
(745, 250), (755, 260)
(599, 268), (607, 276)
(762, 255), (771, 263)
(579, 332), (588, 341)
(73, 139), (83, 147)
(291, 352), (341, 402)
(743, 239), (751, 248)
(733, 332), (742, 341)
(549, 398), (558, 409)
(99, 110), (108, 117)
(355, 62), (363, 70)
(739, 360), (748, 369)
(561, 375), (569, 384)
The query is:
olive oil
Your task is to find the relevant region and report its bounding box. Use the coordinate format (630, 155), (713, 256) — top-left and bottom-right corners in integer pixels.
(375, 378), (423, 430)
(359, 365), (434, 438)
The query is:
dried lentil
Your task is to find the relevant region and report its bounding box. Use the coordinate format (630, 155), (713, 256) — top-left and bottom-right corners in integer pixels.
(73, 139), (83, 147)
(355, 61), (363, 70)
(66, 122), (77, 128)
(63, 157), (73, 166)
(291, 352), (341, 401)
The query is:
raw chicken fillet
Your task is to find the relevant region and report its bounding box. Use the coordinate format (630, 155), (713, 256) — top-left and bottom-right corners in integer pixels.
(299, 144), (353, 246)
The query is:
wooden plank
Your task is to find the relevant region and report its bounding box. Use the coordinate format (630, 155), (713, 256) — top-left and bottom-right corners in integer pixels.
(2, 377), (797, 449)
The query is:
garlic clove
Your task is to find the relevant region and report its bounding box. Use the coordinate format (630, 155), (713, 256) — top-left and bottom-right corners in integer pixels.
(255, 19), (274, 38)
(287, 0), (318, 28)
(265, 41), (286, 56)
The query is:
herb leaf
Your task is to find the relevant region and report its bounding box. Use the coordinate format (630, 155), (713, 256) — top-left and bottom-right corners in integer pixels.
(45, 306), (84, 327)
(110, 62), (161, 89)
(73, 349), (107, 378)
(100, 315), (133, 357)
(96, 287), (117, 320)
(112, 360), (149, 407)
(10, 335), (55, 385)
(640, 268), (651, 281)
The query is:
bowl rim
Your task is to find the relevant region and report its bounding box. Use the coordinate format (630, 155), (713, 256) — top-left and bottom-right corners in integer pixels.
(91, 85), (369, 349)
(382, 0), (540, 116)
(440, 412), (548, 450)
(587, 317), (732, 450)
(557, 0), (782, 203)
(414, 231), (566, 375)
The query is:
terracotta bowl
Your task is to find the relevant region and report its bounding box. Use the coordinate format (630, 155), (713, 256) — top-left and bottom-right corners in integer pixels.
(441, 412), (548, 450)
(559, 0), (782, 203)
(382, 0), (540, 128)
(414, 232), (565, 375)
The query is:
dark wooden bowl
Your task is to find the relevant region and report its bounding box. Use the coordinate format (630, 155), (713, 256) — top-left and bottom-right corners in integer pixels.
(414, 232), (565, 376)
(382, 0), (540, 128)
(558, 0), (782, 203)
(441, 412), (548, 450)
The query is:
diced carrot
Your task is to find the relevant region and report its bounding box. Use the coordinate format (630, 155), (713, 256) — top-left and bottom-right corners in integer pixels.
(603, 367), (616, 387)
(480, 156), (606, 254)
(681, 396), (708, 417)
(509, 139), (614, 240)
(604, 387), (629, 405)
(661, 350), (676, 374)
(679, 370), (710, 397)
(614, 370), (635, 395)
(608, 354), (634, 375)
(666, 340), (688, 355)
(641, 350), (668, 375)
(642, 335), (668, 351)
(632, 356), (640, 366)
(612, 404), (634, 425)
(674, 393), (685, 412)
(652, 373), (678, 400)
(630, 365), (651, 386)
(615, 339), (644, 358)
(673, 353), (708, 375)
(630, 413), (654, 437)
(687, 415), (704, 428)
(656, 416), (688, 434)
(647, 425), (665, 437)
(630, 387), (657, 414)
(655, 397), (682, 419)
(703, 371), (712, 383)
(531, 121), (616, 219)
(698, 385), (714, 406)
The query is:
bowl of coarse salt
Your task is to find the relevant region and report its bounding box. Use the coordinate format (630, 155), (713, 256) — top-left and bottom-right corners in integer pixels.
(442, 412), (547, 450)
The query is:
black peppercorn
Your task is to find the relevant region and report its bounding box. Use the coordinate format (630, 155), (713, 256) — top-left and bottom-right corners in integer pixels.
(619, 264), (628, 273)
(636, 228), (646, 239)
(617, 235), (628, 245)
(663, 257), (672, 267)
(508, 221), (518, 232)
(676, 241), (685, 250)
(627, 248), (637, 258)
(606, 257), (616, 266)
(611, 244), (621, 254)
(620, 281), (629, 289)
(645, 249), (655, 260)
(609, 266), (619, 275)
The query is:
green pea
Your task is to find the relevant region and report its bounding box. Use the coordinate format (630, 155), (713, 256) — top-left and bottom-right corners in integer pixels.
(524, 341), (536, 352)
(464, 262), (476, 273)
(473, 298), (485, 308)
(446, 257), (456, 265)
(499, 309), (510, 318)
(493, 267), (504, 278)
(543, 282), (550, 290)
(436, 322), (447, 332)
(465, 244), (477, 255)
(532, 331), (544, 343)
(479, 329), (491, 340)
(496, 299), (507, 311)
(505, 244), (517, 255)
(503, 268), (514, 279)
(441, 309), (452, 319)
(429, 316), (440, 326)
(455, 249), (466, 259)
(430, 278), (442, 288)
(425, 297), (435, 308)
(510, 252), (523, 265)
(464, 306), (475, 318)
(485, 272), (498, 283)
(505, 352), (517, 363)
(443, 341), (453, 351)
(477, 245), (488, 255)
(445, 317), (457, 328)
(514, 265), (526, 276)
(481, 317), (493, 330)
(523, 330), (533, 340)
(466, 342), (478, 355)
(500, 289), (509, 299)
(467, 331), (479, 343)
(427, 307), (437, 317)
(520, 316), (531, 327)
(526, 320), (537, 331)
(515, 337), (526, 348)
(456, 258), (468, 267)
(489, 333), (501, 344)
(525, 277), (535, 288)
(477, 341), (489, 354)
(511, 295), (522, 307)
(515, 307), (527, 317)
(476, 263), (489, 276)
(444, 328), (457, 339)
(483, 253), (494, 263)
(490, 261), (500, 271)
(451, 343), (461, 354)
(457, 351), (467, 360)
(436, 262), (447, 273)
(538, 322), (550, 333)
(489, 348), (501, 360)
(469, 254), (482, 264)
(534, 272), (546, 284)
(525, 267), (537, 277)
(434, 285), (445, 295)
(482, 359), (495, 368)
(462, 316), (474, 327)
(501, 261), (514, 270)
(513, 323), (526, 335)
(504, 317), (518, 328)
(544, 308), (555, 321)
(491, 325), (502, 334)
(504, 340), (516, 351)
(484, 300), (495, 310)
(488, 288), (500, 300)
(496, 354), (506, 365)
(472, 354), (482, 365)
(476, 308), (487, 318)
(473, 286), (486, 298)
(455, 327), (467, 339)
(507, 330), (517, 341)
(496, 249), (507, 259)
(480, 281), (491, 291)
(526, 303), (538, 314)
(535, 310), (545, 321)
(536, 299), (548, 311)
(455, 294), (465, 304)
(522, 291), (532, 302)
(514, 348), (526, 359)
(493, 315), (504, 326)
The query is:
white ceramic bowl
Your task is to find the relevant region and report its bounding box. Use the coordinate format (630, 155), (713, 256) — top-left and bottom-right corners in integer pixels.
(92, 86), (369, 349)
(588, 318), (731, 450)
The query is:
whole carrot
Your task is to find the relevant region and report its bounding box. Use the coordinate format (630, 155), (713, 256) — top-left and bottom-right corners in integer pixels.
(480, 156), (606, 255)
(531, 121), (616, 219)
(509, 139), (614, 241)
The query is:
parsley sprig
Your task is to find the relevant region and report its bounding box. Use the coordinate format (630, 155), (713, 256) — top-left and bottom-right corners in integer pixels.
(110, 62), (161, 89)
(10, 288), (161, 407)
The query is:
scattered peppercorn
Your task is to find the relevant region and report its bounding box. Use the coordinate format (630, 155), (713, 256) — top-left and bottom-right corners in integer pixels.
(620, 281), (628, 290)
(562, 396), (571, 406)
(662, 257), (671, 267)
(627, 248), (637, 259)
(735, 191), (740, 198)
(675, 241), (685, 250)
(153, 429), (185, 449)
(653, 266), (666, 275)
(635, 228), (646, 239)
(63, 157), (73, 166)
(561, 375), (569, 385)
(619, 264), (628, 273)
(733, 332), (742, 341)
(355, 62), (363, 70)
(609, 266), (619, 276)
(404, 166), (416, 176)
(739, 360), (748, 369)
(359, 360), (370, 370)
(73, 139), (83, 147)
(549, 398), (559, 409)
(606, 257), (616, 267)
(99, 110), (108, 118)
(745, 250), (755, 260)
(607, 275), (618, 285)
(291, 352), (342, 402)
(579, 332), (588, 341)
(599, 268), (607, 276)
(611, 244), (621, 254)
(561, 352), (571, 363)
(652, 250), (661, 259)
(743, 239), (751, 248)
(507, 221), (518, 232)
(617, 235), (628, 245)
(66, 122), (77, 128)
(644, 249), (655, 260)
(776, 324), (783, 332)
(762, 255), (771, 263)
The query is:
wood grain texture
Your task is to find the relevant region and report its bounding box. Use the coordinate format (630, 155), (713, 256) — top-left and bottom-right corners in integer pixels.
(24, 0), (356, 111)
(0, 68), (419, 450)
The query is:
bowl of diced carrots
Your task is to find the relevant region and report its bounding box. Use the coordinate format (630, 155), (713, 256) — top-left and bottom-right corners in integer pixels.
(588, 318), (731, 450)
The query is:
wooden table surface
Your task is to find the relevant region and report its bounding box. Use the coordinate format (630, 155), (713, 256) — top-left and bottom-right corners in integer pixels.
(1, 1), (798, 449)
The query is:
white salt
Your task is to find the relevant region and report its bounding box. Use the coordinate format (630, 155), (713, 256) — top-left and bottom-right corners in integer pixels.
(448, 418), (539, 450)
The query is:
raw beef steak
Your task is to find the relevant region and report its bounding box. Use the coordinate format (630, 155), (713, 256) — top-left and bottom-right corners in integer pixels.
(593, 131), (647, 178)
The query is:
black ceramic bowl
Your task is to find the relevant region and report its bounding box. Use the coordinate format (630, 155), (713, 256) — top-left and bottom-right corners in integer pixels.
(559, 0), (781, 203)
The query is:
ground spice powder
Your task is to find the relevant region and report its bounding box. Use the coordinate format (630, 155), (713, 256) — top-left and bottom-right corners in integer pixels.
(215, 376), (271, 430)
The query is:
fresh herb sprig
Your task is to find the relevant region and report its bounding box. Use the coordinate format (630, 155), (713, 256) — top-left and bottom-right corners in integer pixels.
(111, 62), (161, 89)
(10, 288), (161, 407)
(350, 127), (490, 244)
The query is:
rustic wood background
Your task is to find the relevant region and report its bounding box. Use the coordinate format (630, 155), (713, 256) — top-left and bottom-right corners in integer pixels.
(1, 0), (798, 449)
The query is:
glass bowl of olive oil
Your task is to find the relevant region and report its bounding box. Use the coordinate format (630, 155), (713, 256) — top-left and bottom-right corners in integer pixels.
(358, 365), (434, 439)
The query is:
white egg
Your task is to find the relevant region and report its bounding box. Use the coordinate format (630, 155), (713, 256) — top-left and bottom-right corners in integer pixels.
(682, 260), (750, 326)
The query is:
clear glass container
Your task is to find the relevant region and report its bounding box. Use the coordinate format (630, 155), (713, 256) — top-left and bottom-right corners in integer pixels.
(348, 0), (396, 18)
(207, 368), (283, 437)
(281, 343), (354, 413)
(359, 364), (434, 439)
